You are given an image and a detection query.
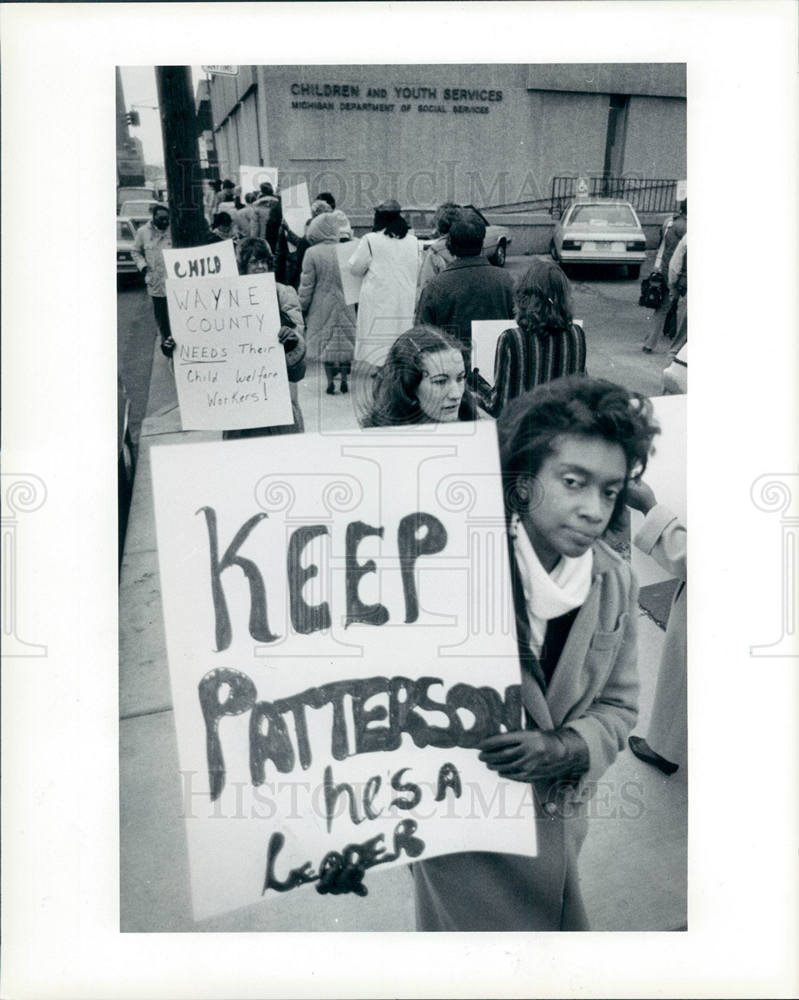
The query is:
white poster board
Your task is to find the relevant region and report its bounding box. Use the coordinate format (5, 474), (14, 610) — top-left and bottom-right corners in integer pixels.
(280, 181), (312, 238)
(239, 164), (278, 198)
(335, 238), (363, 304)
(630, 393), (687, 586)
(164, 272), (293, 432)
(471, 320), (515, 383)
(151, 423), (534, 921)
(162, 240), (238, 281)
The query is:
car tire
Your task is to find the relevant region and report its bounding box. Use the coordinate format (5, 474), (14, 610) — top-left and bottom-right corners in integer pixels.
(627, 264), (641, 280)
(490, 240), (507, 267)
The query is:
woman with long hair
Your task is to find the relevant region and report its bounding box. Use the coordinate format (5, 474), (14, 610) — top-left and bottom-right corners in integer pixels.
(474, 257), (586, 418)
(361, 325), (479, 427)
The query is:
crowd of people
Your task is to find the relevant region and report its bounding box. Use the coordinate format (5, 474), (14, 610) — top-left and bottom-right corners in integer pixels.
(129, 188), (687, 931)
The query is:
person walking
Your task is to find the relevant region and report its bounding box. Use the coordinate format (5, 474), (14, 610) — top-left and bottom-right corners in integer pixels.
(297, 213), (356, 395)
(626, 479), (687, 775)
(642, 199), (687, 353)
(416, 202), (460, 301)
(667, 234), (687, 356)
(415, 209), (515, 369)
(473, 257), (586, 418)
(348, 199), (420, 369)
(131, 202), (174, 358)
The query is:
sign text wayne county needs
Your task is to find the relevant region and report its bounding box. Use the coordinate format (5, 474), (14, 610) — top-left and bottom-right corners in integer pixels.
(164, 263), (293, 432)
(150, 424), (534, 921)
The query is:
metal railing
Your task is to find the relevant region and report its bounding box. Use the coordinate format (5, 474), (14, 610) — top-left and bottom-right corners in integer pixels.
(550, 176), (678, 216)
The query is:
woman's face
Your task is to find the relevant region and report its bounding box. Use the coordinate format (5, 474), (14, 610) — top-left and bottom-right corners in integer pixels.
(520, 434), (627, 571)
(246, 257), (270, 274)
(415, 348), (466, 423)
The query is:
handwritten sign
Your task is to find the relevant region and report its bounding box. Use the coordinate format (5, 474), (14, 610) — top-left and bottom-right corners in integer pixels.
(336, 238), (363, 304)
(239, 164), (278, 198)
(630, 393), (686, 586)
(280, 181), (312, 239)
(164, 272), (293, 431)
(162, 240), (238, 281)
(150, 423), (534, 921)
(471, 320), (515, 384)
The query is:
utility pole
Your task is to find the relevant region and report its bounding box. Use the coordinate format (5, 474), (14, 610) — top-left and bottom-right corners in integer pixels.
(155, 66), (209, 248)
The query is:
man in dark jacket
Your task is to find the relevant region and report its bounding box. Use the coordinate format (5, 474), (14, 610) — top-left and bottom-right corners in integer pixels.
(415, 210), (515, 368)
(643, 198), (687, 352)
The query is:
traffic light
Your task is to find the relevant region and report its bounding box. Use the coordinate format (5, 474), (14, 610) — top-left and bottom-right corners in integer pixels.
(126, 110), (141, 127)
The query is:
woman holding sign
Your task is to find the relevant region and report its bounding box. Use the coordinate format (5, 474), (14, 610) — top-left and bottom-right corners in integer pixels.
(223, 239), (307, 438)
(413, 375), (659, 930)
(473, 258), (586, 418)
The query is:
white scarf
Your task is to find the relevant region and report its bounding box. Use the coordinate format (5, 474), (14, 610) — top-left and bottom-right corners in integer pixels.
(509, 513), (593, 658)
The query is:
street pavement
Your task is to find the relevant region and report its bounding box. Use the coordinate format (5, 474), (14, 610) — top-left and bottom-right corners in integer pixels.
(118, 253), (686, 932)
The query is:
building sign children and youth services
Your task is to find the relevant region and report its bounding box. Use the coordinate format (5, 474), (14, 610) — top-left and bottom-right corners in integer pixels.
(290, 82), (504, 115)
(151, 424), (534, 920)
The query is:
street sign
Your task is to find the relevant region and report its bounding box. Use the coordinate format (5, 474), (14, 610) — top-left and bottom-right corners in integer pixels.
(202, 65), (238, 76)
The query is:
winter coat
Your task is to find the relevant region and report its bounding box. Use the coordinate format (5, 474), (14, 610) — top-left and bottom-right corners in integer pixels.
(131, 221), (172, 297)
(414, 539), (640, 931)
(415, 256), (515, 366)
(348, 230), (420, 366)
(297, 216), (356, 363)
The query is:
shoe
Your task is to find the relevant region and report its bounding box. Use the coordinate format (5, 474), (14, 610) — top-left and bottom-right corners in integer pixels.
(628, 736), (678, 775)
(641, 346), (653, 354)
(326, 384), (336, 395)
(340, 380), (349, 394)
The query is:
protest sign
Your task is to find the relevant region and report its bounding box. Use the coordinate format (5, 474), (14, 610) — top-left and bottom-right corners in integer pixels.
(162, 240), (238, 281)
(630, 393), (687, 586)
(280, 181), (312, 238)
(239, 164), (278, 199)
(151, 423), (534, 921)
(165, 272), (293, 432)
(471, 320), (515, 384)
(335, 238), (363, 304)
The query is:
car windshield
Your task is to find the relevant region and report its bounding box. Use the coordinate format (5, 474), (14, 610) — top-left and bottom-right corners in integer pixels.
(117, 220), (135, 241)
(121, 201), (156, 217)
(568, 203), (637, 227)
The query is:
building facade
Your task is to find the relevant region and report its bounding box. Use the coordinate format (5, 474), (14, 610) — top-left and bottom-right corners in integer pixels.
(205, 63), (685, 215)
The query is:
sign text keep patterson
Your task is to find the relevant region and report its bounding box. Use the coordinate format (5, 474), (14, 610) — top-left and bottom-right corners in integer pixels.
(151, 424), (534, 921)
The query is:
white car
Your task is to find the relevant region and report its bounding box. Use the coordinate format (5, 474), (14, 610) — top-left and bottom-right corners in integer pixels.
(551, 198), (647, 278)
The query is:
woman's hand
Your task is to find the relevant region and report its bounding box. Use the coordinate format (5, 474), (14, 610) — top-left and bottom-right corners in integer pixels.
(478, 728), (588, 783)
(278, 325), (299, 351)
(626, 478), (657, 515)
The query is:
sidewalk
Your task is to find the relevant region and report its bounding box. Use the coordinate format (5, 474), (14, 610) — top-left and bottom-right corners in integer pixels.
(119, 350), (686, 932)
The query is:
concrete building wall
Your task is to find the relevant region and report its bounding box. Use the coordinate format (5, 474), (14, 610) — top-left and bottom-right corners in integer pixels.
(207, 64), (686, 211)
(624, 96), (687, 180)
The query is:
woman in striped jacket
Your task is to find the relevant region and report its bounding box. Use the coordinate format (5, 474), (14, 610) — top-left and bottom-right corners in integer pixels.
(473, 258), (586, 418)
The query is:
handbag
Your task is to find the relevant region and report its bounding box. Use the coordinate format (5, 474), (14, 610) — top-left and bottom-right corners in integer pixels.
(639, 270), (667, 309)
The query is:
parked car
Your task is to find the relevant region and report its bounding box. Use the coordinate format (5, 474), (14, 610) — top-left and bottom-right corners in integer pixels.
(407, 204), (511, 266)
(116, 185), (160, 213)
(117, 217), (139, 275)
(551, 198), (647, 278)
(661, 344), (687, 395)
(119, 199), (165, 229)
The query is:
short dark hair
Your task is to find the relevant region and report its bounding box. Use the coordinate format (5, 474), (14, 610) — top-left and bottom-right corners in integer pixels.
(678, 198), (687, 216)
(151, 203), (169, 218)
(448, 211), (486, 257)
(238, 238), (274, 274)
(434, 202), (461, 236)
(259, 181), (275, 197)
(222, 179), (235, 190)
(497, 375), (659, 533)
(362, 325), (478, 427)
(316, 191), (336, 209)
(212, 212), (232, 228)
